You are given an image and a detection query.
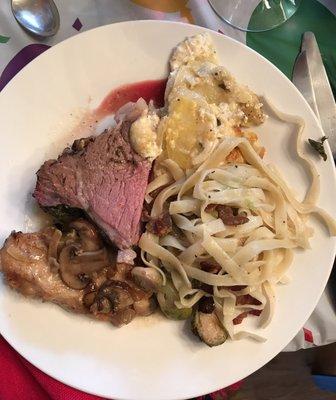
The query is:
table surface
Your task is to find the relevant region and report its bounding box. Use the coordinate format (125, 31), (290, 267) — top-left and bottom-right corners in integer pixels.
(0, 0), (335, 353)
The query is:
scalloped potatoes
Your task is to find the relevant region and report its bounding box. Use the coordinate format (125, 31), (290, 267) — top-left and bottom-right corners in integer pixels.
(159, 33), (266, 169)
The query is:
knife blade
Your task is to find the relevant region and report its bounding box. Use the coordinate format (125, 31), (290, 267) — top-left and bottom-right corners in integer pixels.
(292, 49), (320, 118)
(292, 31), (336, 157)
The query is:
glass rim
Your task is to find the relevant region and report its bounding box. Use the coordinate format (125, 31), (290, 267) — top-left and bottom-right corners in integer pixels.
(208, 0), (301, 33)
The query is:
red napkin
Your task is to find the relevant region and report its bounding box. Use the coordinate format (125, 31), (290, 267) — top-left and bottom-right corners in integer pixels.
(0, 336), (104, 400)
(0, 336), (242, 400)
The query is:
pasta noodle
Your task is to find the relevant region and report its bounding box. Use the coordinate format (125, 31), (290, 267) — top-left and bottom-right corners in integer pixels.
(139, 95), (336, 343)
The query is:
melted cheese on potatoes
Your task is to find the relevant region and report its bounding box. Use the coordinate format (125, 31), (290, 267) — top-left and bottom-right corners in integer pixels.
(159, 33), (265, 169)
(159, 92), (217, 169)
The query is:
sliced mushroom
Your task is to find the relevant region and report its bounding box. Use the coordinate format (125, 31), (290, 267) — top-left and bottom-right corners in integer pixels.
(125, 279), (151, 301)
(96, 297), (112, 314)
(91, 280), (134, 314)
(131, 267), (163, 292)
(110, 307), (136, 327)
(107, 263), (152, 301)
(107, 262), (132, 281)
(69, 219), (102, 251)
(82, 291), (96, 309)
(59, 244), (90, 289)
(61, 229), (78, 246)
(73, 248), (110, 274)
(133, 297), (157, 316)
(59, 244), (109, 290)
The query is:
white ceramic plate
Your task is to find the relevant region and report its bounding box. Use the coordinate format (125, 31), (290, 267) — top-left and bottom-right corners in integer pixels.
(0, 21), (335, 400)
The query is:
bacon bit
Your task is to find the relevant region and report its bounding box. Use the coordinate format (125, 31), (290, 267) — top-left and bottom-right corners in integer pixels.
(250, 309), (262, 316)
(259, 147), (266, 159)
(243, 131), (258, 143)
(198, 297), (215, 313)
(228, 285), (247, 292)
(194, 261), (222, 294)
(233, 311), (248, 325)
(233, 309), (262, 325)
(217, 205), (249, 226)
(148, 187), (161, 201)
(203, 285), (213, 294)
(200, 260), (222, 274)
(149, 184), (170, 202)
(141, 208), (151, 222)
(204, 203), (218, 213)
(226, 148), (244, 163)
(236, 294), (262, 306)
(205, 204), (249, 226)
(146, 212), (172, 237)
(233, 127), (243, 136)
(194, 281), (213, 294)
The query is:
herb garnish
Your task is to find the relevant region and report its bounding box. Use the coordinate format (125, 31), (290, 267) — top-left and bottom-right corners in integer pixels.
(308, 136), (328, 161)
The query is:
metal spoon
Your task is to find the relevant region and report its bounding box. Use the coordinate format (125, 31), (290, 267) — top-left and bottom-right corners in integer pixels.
(12, 0), (60, 38)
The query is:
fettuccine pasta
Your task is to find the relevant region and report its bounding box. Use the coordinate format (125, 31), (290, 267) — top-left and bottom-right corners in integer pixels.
(139, 100), (336, 343)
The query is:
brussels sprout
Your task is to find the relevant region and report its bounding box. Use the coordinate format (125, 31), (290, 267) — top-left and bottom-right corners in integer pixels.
(157, 280), (192, 320)
(192, 310), (228, 347)
(160, 302), (192, 320)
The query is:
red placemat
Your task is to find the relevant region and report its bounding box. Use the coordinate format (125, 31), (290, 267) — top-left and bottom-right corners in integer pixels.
(0, 336), (242, 400)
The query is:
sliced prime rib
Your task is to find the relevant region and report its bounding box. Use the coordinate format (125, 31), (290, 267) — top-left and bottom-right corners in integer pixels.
(33, 101), (151, 249)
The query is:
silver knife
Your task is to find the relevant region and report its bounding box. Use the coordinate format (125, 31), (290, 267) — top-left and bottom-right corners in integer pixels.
(292, 31), (336, 157)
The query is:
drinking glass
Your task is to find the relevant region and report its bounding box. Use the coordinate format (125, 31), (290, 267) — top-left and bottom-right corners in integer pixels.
(208, 0), (302, 32)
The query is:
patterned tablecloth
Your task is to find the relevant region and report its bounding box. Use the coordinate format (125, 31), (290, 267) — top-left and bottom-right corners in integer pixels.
(0, 0), (335, 354)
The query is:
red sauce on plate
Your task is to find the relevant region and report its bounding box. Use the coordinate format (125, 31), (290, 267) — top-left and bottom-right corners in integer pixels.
(96, 79), (167, 117)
